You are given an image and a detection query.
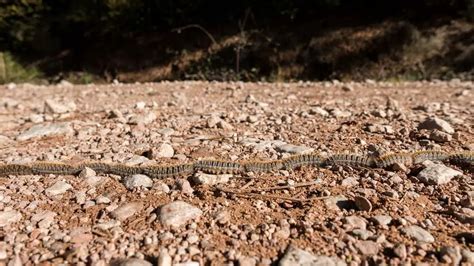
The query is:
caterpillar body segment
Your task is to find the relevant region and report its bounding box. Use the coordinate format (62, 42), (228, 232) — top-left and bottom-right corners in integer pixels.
(194, 160), (244, 174)
(375, 153), (412, 168)
(412, 150), (449, 164)
(325, 154), (375, 167)
(31, 162), (80, 175)
(77, 162), (112, 174)
(142, 164), (194, 178)
(0, 164), (33, 176)
(449, 152), (474, 165)
(244, 160), (284, 173)
(107, 164), (143, 176)
(283, 153), (325, 170)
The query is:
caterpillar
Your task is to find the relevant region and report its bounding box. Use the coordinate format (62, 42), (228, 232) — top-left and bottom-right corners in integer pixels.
(282, 153), (325, 170)
(194, 160), (243, 174)
(325, 154), (375, 167)
(449, 151), (474, 165)
(244, 160), (284, 173)
(374, 152), (413, 168)
(31, 162), (80, 175)
(412, 150), (449, 164)
(142, 164), (194, 178)
(0, 150), (471, 178)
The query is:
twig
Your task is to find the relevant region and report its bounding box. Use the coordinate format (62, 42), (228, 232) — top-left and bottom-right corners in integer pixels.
(240, 179), (255, 191)
(172, 24), (217, 46)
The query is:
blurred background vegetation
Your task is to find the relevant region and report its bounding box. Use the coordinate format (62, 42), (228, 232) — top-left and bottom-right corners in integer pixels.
(0, 0), (473, 84)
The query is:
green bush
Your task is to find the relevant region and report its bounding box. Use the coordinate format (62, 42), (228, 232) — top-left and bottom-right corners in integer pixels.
(0, 52), (41, 83)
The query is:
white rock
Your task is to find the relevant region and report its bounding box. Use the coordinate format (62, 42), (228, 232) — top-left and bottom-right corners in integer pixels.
(371, 215), (392, 226)
(128, 112), (157, 125)
(123, 174), (153, 189)
(159, 201), (202, 227)
(31, 210), (57, 229)
(309, 107), (329, 116)
(155, 143), (174, 158)
(417, 163), (462, 185)
(157, 250), (172, 266)
(45, 181), (72, 197)
(418, 117), (455, 134)
(118, 258), (153, 266)
(79, 167), (96, 179)
(402, 225), (435, 243)
(28, 114), (44, 123)
(279, 245), (346, 266)
(277, 144), (314, 154)
(44, 99), (76, 114)
(85, 175), (105, 187)
(110, 202), (143, 221)
(0, 210), (22, 227)
(192, 173), (232, 185)
(17, 122), (74, 141)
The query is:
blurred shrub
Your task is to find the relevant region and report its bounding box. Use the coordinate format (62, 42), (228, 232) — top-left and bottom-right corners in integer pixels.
(0, 51), (41, 83)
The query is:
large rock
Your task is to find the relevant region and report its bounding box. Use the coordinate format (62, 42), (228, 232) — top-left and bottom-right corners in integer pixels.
(279, 245), (346, 266)
(402, 225), (435, 243)
(44, 99), (76, 114)
(17, 122), (74, 141)
(0, 210), (22, 227)
(159, 201), (202, 227)
(417, 163), (462, 185)
(110, 202), (143, 221)
(418, 117), (454, 134)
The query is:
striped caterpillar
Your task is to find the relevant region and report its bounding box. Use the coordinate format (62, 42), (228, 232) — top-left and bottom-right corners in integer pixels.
(0, 150), (472, 177)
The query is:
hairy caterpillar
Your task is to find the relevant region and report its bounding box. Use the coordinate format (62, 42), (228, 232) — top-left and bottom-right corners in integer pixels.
(0, 150), (471, 178)
(412, 150), (449, 164)
(375, 153), (412, 168)
(142, 164), (194, 178)
(325, 154), (375, 167)
(244, 160), (284, 172)
(283, 153), (325, 170)
(31, 162), (80, 175)
(194, 160), (243, 174)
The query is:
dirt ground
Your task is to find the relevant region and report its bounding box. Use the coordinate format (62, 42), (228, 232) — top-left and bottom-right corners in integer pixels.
(0, 80), (473, 265)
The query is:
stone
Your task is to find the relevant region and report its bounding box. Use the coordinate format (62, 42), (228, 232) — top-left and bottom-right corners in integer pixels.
(217, 120), (233, 130)
(157, 250), (172, 266)
(355, 240), (379, 256)
(0, 135), (13, 146)
(354, 196), (372, 212)
(439, 246), (461, 265)
(128, 112), (157, 125)
(277, 144), (313, 154)
(31, 210), (57, 228)
(371, 215), (392, 226)
(154, 143), (174, 158)
(238, 256), (257, 266)
(176, 179), (194, 195)
(344, 216), (367, 230)
(44, 99), (76, 114)
(78, 167), (96, 179)
(330, 109), (352, 118)
(393, 244), (407, 259)
(418, 117), (455, 134)
(110, 202), (143, 221)
(461, 249), (474, 264)
(118, 258), (153, 266)
(417, 163), (462, 185)
(279, 245), (346, 266)
(17, 122), (74, 141)
(159, 201), (202, 227)
(45, 181), (72, 197)
(85, 175), (105, 187)
(402, 225), (435, 243)
(342, 85), (354, 92)
(429, 130), (452, 142)
(309, 107), (329, 116)
(341, 177), (359, 187)
(123, 174), (153, 189)
(192, 173), (232, 185)
(28, 114), (44, 123)
(324, 195), (351, 210)
(0, 210), (22, 227)
(351, 229), (374, 240)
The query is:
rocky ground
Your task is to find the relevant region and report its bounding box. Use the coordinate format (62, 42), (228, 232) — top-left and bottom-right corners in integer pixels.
(0, 80), (473, 266)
